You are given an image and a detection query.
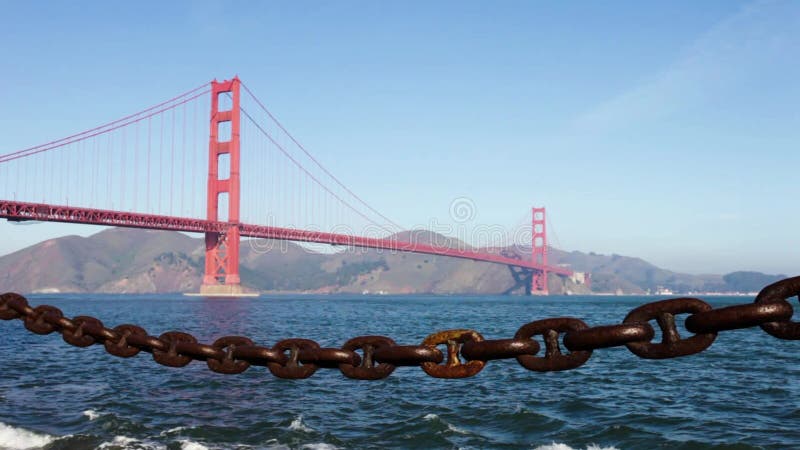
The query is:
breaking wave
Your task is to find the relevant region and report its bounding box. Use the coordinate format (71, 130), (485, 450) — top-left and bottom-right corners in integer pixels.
(0, 422), (55, 450)
(289, 415), (315, 433)
(533, 444), (620, 450)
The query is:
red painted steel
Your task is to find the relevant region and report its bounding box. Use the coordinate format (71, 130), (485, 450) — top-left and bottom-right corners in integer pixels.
(531, 207), (548, 295)
(0, 200), (572, 276)
(0, 201), (226, 233)
(203, 78), (242, 289)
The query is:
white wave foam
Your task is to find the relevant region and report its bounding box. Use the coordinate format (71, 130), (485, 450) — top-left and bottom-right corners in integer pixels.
(178, 440), (210, 450)
(0, 422), (55, 450)
(98, 436), (138, 449)
(259, 440), (336, 450)
(82, 409), (100, 421)
(97, 435), (166, 449)
(533, 444), (620, 450)
(159, 426), (189, 436)
(300, 444), (339, 450)
(421, 413), (468, 435)
(289, 415), (314, 433)
(446, 423), (469, 435)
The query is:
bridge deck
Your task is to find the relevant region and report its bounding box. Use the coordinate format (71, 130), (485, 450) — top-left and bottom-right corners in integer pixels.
(0, 200), (572, 275)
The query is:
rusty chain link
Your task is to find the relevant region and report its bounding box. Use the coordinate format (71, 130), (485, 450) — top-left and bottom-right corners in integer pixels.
(2, 276), (799, 380)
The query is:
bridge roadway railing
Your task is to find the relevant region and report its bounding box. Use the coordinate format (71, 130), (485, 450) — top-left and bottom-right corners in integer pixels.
(0, 200), (571, 275)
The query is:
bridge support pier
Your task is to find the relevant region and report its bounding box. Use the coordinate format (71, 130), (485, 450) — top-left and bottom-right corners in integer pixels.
(201, 228), (245, 296)
(504, 266), (533, 295)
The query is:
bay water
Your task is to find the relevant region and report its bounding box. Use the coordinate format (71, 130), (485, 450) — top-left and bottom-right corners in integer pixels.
(1, 293), (798, 449)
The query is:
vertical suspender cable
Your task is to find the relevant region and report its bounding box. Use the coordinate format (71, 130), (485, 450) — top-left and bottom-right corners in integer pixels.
(134, 121), (139, 211)
(147, 117), (151, 213)
(107, 132), (112, 208)
(121, 128), (126, 210)
(192, 98), (197, 218)
(159, 113), (164, 214)
(181, 103), (187, 216)
(170, 108), (175, 215)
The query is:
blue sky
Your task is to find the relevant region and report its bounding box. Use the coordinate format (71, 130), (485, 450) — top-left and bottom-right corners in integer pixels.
(1, 1), (798, 275)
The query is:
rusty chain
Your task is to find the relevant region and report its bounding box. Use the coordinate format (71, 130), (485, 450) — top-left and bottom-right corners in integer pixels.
(1, 276), (799, 380)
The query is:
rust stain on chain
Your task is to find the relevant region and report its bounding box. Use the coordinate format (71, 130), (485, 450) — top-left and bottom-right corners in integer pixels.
(1, 275), (800, 380)
(421, 329), (486, 378)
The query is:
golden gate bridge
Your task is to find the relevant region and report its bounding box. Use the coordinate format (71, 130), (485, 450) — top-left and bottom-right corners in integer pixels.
(0, 77), (583, 296)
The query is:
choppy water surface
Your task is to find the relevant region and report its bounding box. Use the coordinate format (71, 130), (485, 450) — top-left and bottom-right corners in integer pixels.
(1, 293), (798, 450)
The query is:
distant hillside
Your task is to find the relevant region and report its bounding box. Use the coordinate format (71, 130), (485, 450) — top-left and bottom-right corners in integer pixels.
(0, 228), (785, 295)
(549, 250), (785, 294)
(0, 229), (203, 294)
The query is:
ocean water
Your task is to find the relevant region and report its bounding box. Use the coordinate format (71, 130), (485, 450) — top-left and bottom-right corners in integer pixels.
(0, 293), (798, 450)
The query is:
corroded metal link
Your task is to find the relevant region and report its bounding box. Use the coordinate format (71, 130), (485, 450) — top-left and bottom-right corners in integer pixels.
(755, 276), (800, 340)
(373, 345), (444, 366)
(207, 336), (255, 375)
(421, 329), (485, 378)
(268, 338), (320, 379)
(104, 324), (147, 357)
(299, 347), (361, 368)
(623, 298), (716, 359)
(174, 341), (226, 361)
(125, 332), (169, 353)
(82, 322), (121, 342)
(40, 310), (76, 332)
(232, 345), (288, 366)
(2, 275), (800, 379)
(686, 301), (793, 334)
(461, 338), (540, 361)
(1, 293), (33, 319)
(515, 318), (592, 372)
(339, 336), (396, 380)
(564, 323), (655, 351)
(0, 293), (24, 320)
(153, 332), (197, 367)
(24, 306), (63, 335)
(62, 316), (104, 347)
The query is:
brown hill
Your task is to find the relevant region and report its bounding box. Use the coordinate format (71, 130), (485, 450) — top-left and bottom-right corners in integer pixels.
(0, 228), (202, 293)
(0, 228), (783, 295)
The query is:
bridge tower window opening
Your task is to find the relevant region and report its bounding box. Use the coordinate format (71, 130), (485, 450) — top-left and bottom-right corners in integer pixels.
(217, 120), (232, 143)
(217, 192), (229, 222)
(217, 91), (233, 112)
(217, 153), (230, 180)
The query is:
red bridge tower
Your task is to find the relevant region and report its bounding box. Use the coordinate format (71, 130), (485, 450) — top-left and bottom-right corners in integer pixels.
(531, 207), (548, 295)
(201, 77), (243, 296)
